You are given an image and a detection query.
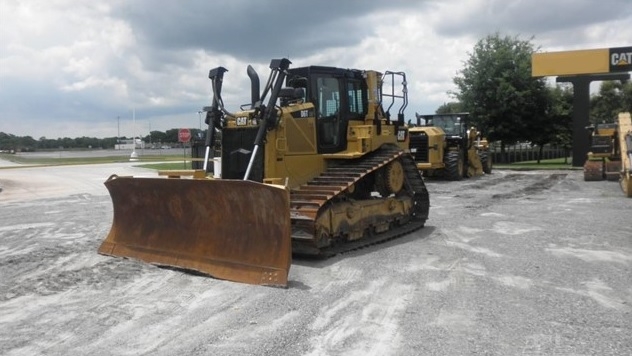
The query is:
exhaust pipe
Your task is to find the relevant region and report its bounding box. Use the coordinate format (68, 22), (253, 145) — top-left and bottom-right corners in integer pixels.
(244, 58), (291, 180)
(247, 65), (260, 109)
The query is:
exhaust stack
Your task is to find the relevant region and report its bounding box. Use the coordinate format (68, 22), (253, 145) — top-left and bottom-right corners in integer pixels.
(247, 65), (260, 109)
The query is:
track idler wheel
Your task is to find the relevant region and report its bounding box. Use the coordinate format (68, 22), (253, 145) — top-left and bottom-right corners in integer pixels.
(375, 159), (404, 197)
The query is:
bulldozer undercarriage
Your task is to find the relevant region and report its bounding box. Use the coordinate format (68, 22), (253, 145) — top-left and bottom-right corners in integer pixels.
(290, 145), (430, 256)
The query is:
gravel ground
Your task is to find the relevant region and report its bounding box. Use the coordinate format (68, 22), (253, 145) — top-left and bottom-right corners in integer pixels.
(0, 162), (631, 356)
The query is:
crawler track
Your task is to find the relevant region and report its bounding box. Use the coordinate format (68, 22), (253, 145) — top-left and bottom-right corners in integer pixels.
(290, 145), (429, 256)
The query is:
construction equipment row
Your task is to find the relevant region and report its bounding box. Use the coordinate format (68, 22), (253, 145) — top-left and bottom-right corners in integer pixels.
(583, 112), (632, 197)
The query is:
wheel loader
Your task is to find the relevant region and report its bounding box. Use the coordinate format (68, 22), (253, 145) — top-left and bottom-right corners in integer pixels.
(407, 113), (491, 180)
(98, 58), (430, 287)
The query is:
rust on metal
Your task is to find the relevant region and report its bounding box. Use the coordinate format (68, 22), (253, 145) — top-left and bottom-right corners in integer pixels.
(605, 161), (622, 181)
(98, 175), (291, 287)
(583, 160), (604, 181)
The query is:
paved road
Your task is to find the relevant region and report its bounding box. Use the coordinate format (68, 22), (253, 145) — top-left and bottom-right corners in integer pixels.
(0, 166), (630, 355)
(0, 160), (155, 202)
(0, 157), (22, 168)
(12, 148), (185, 159)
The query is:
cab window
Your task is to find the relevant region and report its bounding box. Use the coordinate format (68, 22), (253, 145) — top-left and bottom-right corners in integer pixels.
(347, 79), (366, 119)
(317, 77), (340, 117)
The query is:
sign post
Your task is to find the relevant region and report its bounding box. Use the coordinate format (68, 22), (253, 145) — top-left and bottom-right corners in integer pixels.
(178, 128), (191, 169)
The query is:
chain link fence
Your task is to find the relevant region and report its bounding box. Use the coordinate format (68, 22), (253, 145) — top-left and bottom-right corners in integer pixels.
(490, 143), (570, 164)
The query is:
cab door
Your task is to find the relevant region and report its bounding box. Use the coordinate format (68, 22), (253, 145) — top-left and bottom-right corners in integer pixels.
(314, 75), (347, 154)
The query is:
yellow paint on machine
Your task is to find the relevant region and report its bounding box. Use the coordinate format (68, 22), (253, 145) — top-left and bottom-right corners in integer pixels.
(617, 112), (632, 197)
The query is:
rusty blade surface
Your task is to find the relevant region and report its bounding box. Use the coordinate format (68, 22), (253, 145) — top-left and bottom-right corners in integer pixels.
(98, 176), (291, 287)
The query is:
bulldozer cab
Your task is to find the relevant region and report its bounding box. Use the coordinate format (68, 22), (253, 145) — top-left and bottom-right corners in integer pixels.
(284, 67), (409, 155)
(417, 112), (473, 153)
(421, 113), (468, 138)
(287, 67), (365, 154)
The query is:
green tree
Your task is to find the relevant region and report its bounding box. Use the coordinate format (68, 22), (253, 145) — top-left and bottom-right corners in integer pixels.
(146, 130), (168, 145)
(0, 132), (17, 151)
(165, 128), (180, 143)
(435, 102), (464, 114)
(622, 81), (632, 112)
(452, 33), (550, 161)
(540, 84), (573, 163)
(0, 127), (215, 151)
(101, 137), (118, 149)
(590, 80), (632, 122)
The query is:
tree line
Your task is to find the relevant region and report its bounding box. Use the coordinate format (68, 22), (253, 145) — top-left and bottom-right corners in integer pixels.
(0, 128), (207, 152)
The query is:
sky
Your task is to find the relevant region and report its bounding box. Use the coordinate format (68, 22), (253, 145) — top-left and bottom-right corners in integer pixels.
(1, 0), (631, 140)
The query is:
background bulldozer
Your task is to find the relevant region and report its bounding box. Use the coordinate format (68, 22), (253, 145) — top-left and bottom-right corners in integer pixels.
(583, 112), (632, 198)
(615, 112), (632, 197)
(583, 121), (622, 181)
(98, 59), (430, 287)
(407, 113), (492, 180)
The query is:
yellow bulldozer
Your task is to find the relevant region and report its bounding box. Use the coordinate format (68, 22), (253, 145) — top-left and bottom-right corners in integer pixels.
(583, 112), (632, 198)
(616, 112), (632, 197)
(407, 113), (492, 180)
(583, 121), (621, 181)
(98, 58), (430, 287)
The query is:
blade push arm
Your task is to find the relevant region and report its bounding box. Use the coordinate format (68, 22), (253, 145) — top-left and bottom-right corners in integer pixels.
(203, 66), (228, 171)
(244, 58), (292, 180)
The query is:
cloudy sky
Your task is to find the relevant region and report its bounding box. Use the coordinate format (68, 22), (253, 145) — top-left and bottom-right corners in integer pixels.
(1, 0), (631, 139)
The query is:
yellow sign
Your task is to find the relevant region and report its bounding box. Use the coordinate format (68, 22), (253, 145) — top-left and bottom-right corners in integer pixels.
(532, 46), (632, 77)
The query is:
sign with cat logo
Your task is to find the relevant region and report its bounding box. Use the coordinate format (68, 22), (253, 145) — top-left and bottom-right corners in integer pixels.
(609, 46), (632, 72)
(532, 45), (632, 77)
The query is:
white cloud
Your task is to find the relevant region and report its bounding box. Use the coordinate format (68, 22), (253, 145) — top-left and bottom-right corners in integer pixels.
(0, 0), (631, 139)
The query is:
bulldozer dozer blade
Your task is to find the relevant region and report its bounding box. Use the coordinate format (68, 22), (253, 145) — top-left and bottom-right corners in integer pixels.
(98, 175), (291, 287)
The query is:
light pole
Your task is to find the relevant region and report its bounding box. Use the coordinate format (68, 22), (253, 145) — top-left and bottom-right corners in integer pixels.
(197, 110), (203, 131)
(130, 109), (138, 161)
(117, 116), (120, 148)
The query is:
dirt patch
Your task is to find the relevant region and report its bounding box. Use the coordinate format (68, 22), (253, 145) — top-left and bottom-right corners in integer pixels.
(492, 173), (567, 199)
